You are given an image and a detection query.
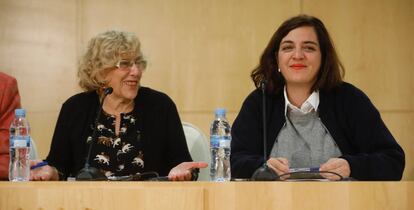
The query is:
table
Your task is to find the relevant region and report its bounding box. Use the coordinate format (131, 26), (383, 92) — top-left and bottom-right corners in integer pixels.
(1, 181), (413, 210)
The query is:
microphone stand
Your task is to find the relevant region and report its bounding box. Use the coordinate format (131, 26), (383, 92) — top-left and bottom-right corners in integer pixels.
(251, 80), (278, 181)
(76, 87), (113, 181)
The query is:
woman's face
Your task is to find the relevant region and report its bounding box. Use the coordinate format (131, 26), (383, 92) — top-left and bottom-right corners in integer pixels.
(277, 26), (321, 89)
(103, 52), (144, 101)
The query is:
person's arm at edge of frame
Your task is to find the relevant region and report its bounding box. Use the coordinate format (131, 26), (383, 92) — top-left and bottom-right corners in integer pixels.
(0, 75), (21, 180)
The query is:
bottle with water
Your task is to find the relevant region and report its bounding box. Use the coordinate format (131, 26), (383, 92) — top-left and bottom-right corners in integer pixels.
(9, 108), (31, 182)
(210, 108), (231, 181)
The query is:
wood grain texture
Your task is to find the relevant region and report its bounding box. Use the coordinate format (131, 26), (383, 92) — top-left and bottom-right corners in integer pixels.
(0, 182), (413, 210)
(381, 112), (414, 180)
(302, 0), (414, 110)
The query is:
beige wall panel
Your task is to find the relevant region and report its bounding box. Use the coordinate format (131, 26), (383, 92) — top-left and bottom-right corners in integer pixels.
(28, 111), (59, 159)
(0, 0), (79, 108)
(79, 0), (300, 114)
(303, 0), (414, 111)
(0, 0), (79, 159)
(382, 112), (414, 180)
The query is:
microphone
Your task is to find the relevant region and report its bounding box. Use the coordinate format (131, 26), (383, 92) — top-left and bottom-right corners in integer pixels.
(251, 79), (278, 181)
(76, 87), (113, 181)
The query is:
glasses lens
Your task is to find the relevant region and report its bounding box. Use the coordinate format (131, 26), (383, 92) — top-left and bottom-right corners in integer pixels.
(135, 60), (147, 70)
(118, 60), (133, 70)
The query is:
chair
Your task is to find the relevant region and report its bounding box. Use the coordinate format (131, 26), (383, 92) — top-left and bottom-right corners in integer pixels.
(182, 122), (210, 181)
(29, 137), (38, 160)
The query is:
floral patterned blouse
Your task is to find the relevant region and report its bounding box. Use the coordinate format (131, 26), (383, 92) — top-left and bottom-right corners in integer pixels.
(88, 110), (144, 178)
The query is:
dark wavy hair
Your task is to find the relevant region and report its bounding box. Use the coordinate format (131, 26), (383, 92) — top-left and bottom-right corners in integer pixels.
(251, 14), (344, 94)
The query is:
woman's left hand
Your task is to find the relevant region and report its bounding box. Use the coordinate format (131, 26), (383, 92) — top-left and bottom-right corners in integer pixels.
(30, 160), (59, 181)
(168, 162), (208, 181)
(319, 158), (351, 181)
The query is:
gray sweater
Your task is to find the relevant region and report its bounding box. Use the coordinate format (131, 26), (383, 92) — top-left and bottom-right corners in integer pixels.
(270, 110), (341, 168)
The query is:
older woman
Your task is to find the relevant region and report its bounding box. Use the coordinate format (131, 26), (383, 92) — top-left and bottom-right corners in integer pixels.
(231, 15), (405, 181)
(31, 30), (206, 181)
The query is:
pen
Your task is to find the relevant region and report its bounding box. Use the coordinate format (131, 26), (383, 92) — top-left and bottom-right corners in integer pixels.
(30, 161), (48, 170)
(289, 167), (320, 173)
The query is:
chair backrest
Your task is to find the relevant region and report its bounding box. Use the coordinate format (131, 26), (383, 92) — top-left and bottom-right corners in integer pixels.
(29, 137), (38, 160)
(182, 122), (210, 181)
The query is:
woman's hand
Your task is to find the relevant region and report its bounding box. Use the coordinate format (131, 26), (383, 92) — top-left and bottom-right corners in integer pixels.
(30, 160), (59, 181)
(319, 158), (350, 181)
(168, 162), (208, 181)
(266, 157), (290, 180)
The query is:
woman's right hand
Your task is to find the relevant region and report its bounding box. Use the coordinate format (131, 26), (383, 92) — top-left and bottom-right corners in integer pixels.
(168, 161), (208, 181)
(30, 160), (59, 181)
(266, 157), (290, 180)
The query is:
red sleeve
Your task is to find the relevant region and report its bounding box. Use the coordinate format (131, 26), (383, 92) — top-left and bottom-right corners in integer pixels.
(0, 73), (21, 180)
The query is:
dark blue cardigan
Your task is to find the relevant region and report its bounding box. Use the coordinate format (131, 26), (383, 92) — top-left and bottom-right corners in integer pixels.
(231, 82), (405, 180)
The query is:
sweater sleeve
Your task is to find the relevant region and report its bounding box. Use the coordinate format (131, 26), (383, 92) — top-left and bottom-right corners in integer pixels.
(0, 76), (21, 180)
(45, 101), (75, 180)
(340, 85), (405, 180)
(163, 95), (192, 170)
(231, 90), (266, 179)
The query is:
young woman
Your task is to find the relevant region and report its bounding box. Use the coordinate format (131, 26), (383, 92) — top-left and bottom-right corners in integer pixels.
(231, 15), (404, 181)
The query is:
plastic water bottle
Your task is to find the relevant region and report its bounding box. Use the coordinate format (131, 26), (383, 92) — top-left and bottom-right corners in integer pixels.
(210, 108), (231, 181)
(9, 109), (31, 182)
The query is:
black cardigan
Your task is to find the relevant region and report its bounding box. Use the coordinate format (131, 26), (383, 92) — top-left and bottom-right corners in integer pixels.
(46, 87), (192, 179)
(231, 82), (405, 180)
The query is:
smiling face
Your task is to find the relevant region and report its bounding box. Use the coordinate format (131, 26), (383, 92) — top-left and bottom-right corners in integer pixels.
(277, 26), (321, 90)
(103, 52), (144, 102)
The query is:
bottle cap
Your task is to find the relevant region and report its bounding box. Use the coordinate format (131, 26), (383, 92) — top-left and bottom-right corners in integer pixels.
(215, 108), (226, 117)
(15, 108), (26, 117)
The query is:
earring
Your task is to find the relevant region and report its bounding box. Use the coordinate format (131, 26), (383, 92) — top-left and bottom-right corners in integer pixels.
(278, 68), (281, 72)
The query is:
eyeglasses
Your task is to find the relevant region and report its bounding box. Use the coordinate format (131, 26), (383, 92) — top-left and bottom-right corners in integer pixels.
(116, 58), (147, 71)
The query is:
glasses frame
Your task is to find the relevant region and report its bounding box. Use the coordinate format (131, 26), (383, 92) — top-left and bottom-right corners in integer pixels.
(115, 58), (147, 71)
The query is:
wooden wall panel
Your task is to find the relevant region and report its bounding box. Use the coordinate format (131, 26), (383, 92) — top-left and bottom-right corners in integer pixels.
(302, 0), (414, 110)
(382, 113), (414, 180)
(0, 0), (79, 159)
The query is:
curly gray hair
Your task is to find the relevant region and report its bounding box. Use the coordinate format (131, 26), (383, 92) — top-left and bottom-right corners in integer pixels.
(78, 30), (142, 91)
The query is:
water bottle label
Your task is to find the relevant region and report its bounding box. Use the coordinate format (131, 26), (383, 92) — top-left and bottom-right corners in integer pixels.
(11, 136), (30, 147)
(210, 136), (220, 148)
(219, 139), (230, 148)
(13, 140), (26, 147)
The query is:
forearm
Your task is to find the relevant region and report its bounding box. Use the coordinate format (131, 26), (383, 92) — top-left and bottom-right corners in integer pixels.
(342, 151), (404, 180)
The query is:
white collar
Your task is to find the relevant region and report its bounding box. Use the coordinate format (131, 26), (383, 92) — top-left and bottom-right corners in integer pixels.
(283, 86), (319, 116)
